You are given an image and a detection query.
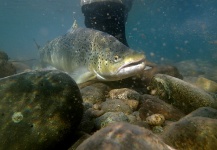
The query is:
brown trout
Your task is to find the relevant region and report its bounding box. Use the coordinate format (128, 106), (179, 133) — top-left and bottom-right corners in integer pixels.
(39, 21), (146, 83)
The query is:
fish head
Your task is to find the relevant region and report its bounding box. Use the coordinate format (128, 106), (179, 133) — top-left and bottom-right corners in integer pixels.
(91, 37), (146, 81)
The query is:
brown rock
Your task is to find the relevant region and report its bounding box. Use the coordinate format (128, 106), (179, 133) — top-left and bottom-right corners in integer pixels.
(101, 99), (132, 114)
(146, 114), (165, 126)
(77, 122), (175, 150)
(181, 107), (217, 120)
(161, 107), (217, 149)
(162, 117), (217, 150)
(124, 99), (139, 111)
(109, 88), (140, 111)
(80, 83), (110, 104)
(109, 88), (141, 100)
(195, 77), (217, 93)
(139, 94), (185, 121)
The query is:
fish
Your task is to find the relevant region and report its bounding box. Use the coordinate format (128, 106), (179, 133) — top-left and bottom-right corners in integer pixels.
(39, 21), (146, 84)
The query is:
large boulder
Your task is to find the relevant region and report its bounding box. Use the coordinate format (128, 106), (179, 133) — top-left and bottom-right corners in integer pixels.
(161, 107), (217, 150)
(76, 122), (175, 150)
(0, 70), (83, 150)
(139, 94), (185, 121)
(148, 74), (217, 113)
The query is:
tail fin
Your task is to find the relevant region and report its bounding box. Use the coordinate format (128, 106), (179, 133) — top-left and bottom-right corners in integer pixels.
(33, 38), (40, 50)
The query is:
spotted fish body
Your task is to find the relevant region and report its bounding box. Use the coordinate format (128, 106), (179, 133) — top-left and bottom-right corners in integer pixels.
(39, 24), (146, 83)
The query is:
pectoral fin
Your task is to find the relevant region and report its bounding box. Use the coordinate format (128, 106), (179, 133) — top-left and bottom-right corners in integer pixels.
(69, 67), (97, 84)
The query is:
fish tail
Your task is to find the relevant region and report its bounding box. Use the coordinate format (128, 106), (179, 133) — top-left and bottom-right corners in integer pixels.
(33, 38), (40, 50)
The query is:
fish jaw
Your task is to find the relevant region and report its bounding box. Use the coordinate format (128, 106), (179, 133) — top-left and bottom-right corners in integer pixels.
(116, 58), (146, 77)
(95, 55), (146, 81)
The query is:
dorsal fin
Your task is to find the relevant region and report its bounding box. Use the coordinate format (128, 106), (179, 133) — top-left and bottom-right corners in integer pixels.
(68, 20), (78, 33)
(72, 20), (78, 30)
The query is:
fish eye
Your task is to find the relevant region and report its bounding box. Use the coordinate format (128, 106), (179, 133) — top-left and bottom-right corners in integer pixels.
(114, 55), (121, 62)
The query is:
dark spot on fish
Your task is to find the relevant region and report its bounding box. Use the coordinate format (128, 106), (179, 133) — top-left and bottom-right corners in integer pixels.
(114, 55), (119, 61)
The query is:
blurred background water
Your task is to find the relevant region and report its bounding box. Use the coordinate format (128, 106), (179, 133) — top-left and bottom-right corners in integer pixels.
(0, 0), (217, 63)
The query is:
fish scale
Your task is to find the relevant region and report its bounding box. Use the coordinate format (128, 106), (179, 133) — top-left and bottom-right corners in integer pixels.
(39, 22), (146, 84)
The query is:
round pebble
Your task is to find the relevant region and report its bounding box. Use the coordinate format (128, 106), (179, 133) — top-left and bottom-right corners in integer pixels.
(146, 114), (165, 126)
(152, 126), (164, 133)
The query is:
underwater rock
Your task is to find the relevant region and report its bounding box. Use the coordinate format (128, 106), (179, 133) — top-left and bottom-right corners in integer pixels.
(148, 74), (217, 113)
(0, 51), (16, 78)
(122, 99), (139, 111)
(94, 112), (129, 129)
(0, 51), (9, 60)
(109, 88), (140, 111)
(0, 60), (16, 78)
(76, 122), (175, 150)
(79, 108), (104, 133)
(161, 107), (217, 150)
(146, 114), (165, 126)
(152, 126), (164, 134)
(141, 65), (183, 84)
(109, 88), (141, 101)
(126, 111), (151, 128)
(11, 61), (31, 73)
(175, 59), (217, 82)
(80, 83), (110, 105)
(181, 107), (217, 119)
(68, 133), (91, 150)
(195, 77), (217, 93)
(101, 98), (133, 114)
(127, 114), (137, 123)
(139, 94), (185, 121)
(0, 70), (83, 150)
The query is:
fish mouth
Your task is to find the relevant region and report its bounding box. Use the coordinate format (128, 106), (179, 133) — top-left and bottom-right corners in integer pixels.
(116, 58), (145, 75)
